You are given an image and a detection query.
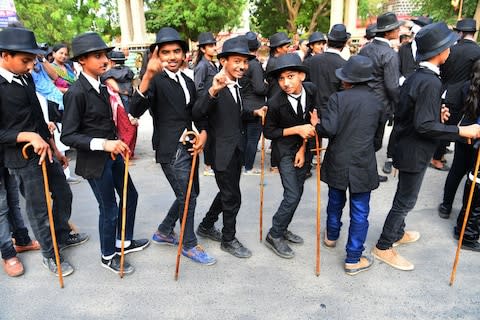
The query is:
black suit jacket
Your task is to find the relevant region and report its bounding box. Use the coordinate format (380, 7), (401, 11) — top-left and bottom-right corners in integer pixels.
(61, 73), (117, 179)
(192, 85), (253, 171)
(398, 42), (417, 79)
(264, 82), (317, 167)
(130, 71), (205, 164)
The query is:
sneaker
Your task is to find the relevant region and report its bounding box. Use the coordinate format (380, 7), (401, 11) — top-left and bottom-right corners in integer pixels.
(59, 232), (89, 251)
(101, 254), (134, 275)
(66, 177), (81, 184)
(42, 256), (74, 277)
(221, 238), (252, 258)
(15, 240), (41, 253)
(323, 232), (336, 248)
(383, 160), (393, 174)
(392, 231), (420, 247)
(344, 255), (373, 276)
(182, 245), (217, 265)
(269, 167), (279, 173)
(283, 230), (304, 244)
(3, 257), (24, 277)
(265, 233), (294, 259)
(152, 231), (178, 246)
(203, 168), (215, 176)
(116, 239), (150, 254)
(243, 168), (261, 176)
(438, 203), (452, 219)
(378, 174), (388, 183)
(197, 224), (222, 242)
(371, 247), (414, 271)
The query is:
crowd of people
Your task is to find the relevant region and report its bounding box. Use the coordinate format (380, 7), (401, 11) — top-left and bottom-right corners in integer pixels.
(1, 11), (480, 280)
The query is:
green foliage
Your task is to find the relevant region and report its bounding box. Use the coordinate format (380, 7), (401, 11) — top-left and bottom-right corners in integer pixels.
(15, 0), (120, 45)
(358, 0), (385, 23)
(413, 0), (477, 24)
(145, 0), (246, 40)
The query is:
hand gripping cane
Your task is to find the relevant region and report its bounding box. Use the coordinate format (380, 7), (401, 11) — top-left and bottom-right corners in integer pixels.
(259, 114), (266, 242)
(22, 143), (64, 288)
(175, 131), (200, 280)
(449, 145), (480, 286)
(311, 135), (326, 276)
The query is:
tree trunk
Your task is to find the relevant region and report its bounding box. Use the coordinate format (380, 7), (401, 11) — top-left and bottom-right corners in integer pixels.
(307, 1), (329, 34)
(284, 0), (302, 33)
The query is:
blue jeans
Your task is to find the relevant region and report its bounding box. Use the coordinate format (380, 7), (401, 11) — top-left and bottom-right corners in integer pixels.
(88, 156), (138, 257)
(243, 120), (262, 171)
(0, 169), (16, 260)
(269, 156), (308, 238)
(4, 168), (31, 246)
(326, 187), (371, 264)
(10, 159), (72, 259)
(377, 168), (427, 250)
(157, 143), (198, 249)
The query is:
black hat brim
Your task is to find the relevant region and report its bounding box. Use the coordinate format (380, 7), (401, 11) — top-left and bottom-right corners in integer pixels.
(327, 32), (351, 42)
(269, 39), (291, 48)
(416, 32), (458, 61)
(72, 46), (114, 61)
(267, 65), (308, 78)
(453, 27), (477, 32)
(373, 21), (402, 33)
(198, 40), (217, 46)
(0, 46), (45, 55)
(149, 40), (188, 54)
(335, 68), (373, 83)
(217, 51), (255, 60)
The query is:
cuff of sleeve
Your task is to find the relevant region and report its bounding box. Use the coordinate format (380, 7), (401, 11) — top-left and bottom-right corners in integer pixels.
(90, 138), (106, 151)
(136, 88), (146, 99)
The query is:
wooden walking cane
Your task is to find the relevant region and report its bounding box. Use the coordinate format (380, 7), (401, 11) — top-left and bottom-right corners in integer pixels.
(311, 135), (326, 276)
(22, 143), (64, 288)
(259, 114), (266, 242)
(449, 146), (480, 286)
(119, 152), (130, 278)
(175, 131), (200, 280)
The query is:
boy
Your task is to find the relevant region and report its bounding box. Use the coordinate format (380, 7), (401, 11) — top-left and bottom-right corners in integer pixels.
(62, 32), (149, 275)
(263, 53), (317, 258)
(372, 22), (480, 271)
(0, 27), (78, 276)
(312, 55), (384, 275)
(129, 27), (215, 265)
(193, 36), (264, 258)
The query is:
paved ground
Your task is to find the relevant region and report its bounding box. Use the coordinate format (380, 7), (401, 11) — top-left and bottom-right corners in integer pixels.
(1, 116), (479, 319)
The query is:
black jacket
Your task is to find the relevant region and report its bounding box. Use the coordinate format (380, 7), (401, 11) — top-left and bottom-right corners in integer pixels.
(239, 57), (267, 112)
(264, 82), (317, 167)
(398, 42), (417, 79)
(129, 71), (205, 163)
(101, 65), (135, 96)
(194, 56), (218, 96)
(304, 51), (346, 109)
(316, 84), (383, 193)
(61, 73), (117, 179)
(392, 68), (460, 173)
(0, 73), (51, 168)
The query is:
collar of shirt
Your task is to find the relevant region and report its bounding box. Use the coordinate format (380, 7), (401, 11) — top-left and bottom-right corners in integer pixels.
(82, 71), (101, 93)
(325, 47), (342, 56)
(0, 66), (26, 85)
(226, 79), (241, 103)
(419, 61), (440, 75)
(164, 68), (191, 105)
(411, 40), (417, 61)
(287, 87), (306, 115)
(374, 37), (392, 47)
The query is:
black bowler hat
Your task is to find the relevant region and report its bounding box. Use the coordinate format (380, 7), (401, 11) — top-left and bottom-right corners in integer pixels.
(307, 31), (327, 45)
(110, 50), (126, 62)
(217, 36), (255, 60)
(411, 16), (433, 27)
(415, 22), (458, 61)
(267, 53), (308, 78)
(198, 32), (216, 46)
(150, 27), (188, 53)
(327, 24), (351, 42)
(374, 12), (401, 32)
(0, 27), (44, 55)
(453, 18), (477, 32)
(335, 55), (374, 83)
(365, 23), (376, 39)
(245, 31), (260, 51)
(71, 32), (114, 61)
(269, 32), (291, 48)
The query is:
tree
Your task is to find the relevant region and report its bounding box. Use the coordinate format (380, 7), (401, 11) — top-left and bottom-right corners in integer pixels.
(144, 0), (246, 41)
(15, 0), (120, 44)
(250, 0), (330, 37)
(413, 0), (477, 24)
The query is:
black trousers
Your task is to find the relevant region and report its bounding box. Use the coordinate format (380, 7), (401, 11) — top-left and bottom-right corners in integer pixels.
(455, 177), (480, 241)
(442, 142), (474, 208)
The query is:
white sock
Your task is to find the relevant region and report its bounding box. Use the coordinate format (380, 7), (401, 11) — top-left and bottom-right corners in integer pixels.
(116, 239), (131, 248)
(102, 253), (116, 260)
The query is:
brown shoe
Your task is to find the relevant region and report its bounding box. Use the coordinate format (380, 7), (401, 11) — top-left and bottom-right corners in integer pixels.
(323, 232), (336, 248)
(3, 257), (24, 277)
(15, 240), (41, 253)
(345, 256), (373, 275)
(371, 247), (414, 271)
(393, 231), (420, 247)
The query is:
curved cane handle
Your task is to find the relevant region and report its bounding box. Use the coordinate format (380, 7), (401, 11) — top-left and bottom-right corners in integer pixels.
(181, 131), (199, 145)
(21, 143), (34, 160)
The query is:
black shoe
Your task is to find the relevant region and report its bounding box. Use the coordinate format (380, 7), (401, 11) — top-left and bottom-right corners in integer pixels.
(461, 240), (480, 252)
(283, 230), (304, 244)
(221, 238), (252, 258)
(197, 224), (222, 242)
(305, 171), (313, 179)
(382, 161), (393, 174)
(59, 232), (89, 251)
(378, 174), (388, 183)
(265, 233), (294, 259)
(438, 203), (451, 219)
(101, 254), (134, 274)
(42, 256), (74, 277)
(116, 239), (150, 255)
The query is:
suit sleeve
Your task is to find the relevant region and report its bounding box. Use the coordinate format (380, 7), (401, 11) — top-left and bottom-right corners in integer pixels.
(61, 90), (93, 150)
(263, 100), (283, 140)
(384, 53), (400, 106)
(129, 77), (156, 119)
(194, 62), (208, 95)
(250, 61), (268, 97)
(316, 93), (340, 138)
(192, 91), (216, 120)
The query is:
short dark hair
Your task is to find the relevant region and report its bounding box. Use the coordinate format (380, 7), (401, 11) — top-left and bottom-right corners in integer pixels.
(327, 40), (346, 49)
(52, 43), (68, 53)
(376, 31), (386, 38)
(0, 50), (17, 57)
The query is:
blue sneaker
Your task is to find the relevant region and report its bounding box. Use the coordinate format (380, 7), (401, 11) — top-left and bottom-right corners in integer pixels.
(152, 231), (178, 246)
(182, 245), (216, 265)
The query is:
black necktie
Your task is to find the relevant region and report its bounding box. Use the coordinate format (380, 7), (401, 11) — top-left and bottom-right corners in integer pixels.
(14, 75), (27, 86)
(290, 95), (303, 119)
(234, 84), (243, 111)
(175, 74), (181, 83)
